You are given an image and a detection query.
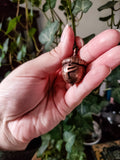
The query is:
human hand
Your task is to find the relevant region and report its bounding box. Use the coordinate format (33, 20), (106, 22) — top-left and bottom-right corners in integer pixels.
(0, 25), (120, 151)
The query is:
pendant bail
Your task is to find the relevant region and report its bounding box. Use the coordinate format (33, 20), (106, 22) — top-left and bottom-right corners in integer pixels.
(73, 41), (79, 56)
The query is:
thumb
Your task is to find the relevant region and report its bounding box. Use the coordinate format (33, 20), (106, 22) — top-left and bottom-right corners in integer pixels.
(3, 25), (75, 79)
(32, 25), (75, 73)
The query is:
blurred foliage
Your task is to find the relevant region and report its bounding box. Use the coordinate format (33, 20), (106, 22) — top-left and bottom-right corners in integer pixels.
(0, 1), (120, 160)
(39, 21), (59, 50)
(37, 109), (93, 160)
(39, 0), (93, 50)
(0, 1), (42, 73)
(0, 0), (94, 76)
(107, 66), (120, 103)
(98, 0), (120, 29)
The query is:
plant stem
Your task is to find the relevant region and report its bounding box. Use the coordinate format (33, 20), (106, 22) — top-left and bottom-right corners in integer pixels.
(16, 0), (20, 17)
(53, 9), (65, 26)
(32, 36), (42, 54)
(25, 0), (29, 31)
(111, 8), (114, 28)
(18, 21), (26, 29)
(78, 12), (83, 22)
(9, 52), (14, 70)
(67, 0), (76, 36)
(1, 29), (15, 41)
(48, 0), (54, 21)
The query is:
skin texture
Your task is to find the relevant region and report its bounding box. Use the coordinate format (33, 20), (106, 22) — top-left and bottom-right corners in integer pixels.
(0, 25), (120, 151)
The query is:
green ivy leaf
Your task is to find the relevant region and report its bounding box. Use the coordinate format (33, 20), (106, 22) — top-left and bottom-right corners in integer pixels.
(49, 125), (62, 141)
(98, 1), (118, 11)
(39, 21), (59, 50)
(30, 0), (42, 7)
(0, 45), (3, 50)
(17, 45), (26, 61)
(69, 138), (86, 160)
(16, 34), (21, 46)
(37, 134), (51, 158)
(6, 16), (21, 35)
(29, 27), (36, 38)
(63, 131), (76, 153)
(4, 71), (11, 78)
(0, 42), (6, 67)
(59, 5), (65, 11)
(55, 139), (63, 152)
(70, 149), (86, 160)
(0, 52), (5, 67)
(59, 0), (71, 11)
(107, 66), (120, 87)
(17, 51), (23, 61)
(60, 0), (67, 6)
(43, 0), (57, 12)
(2, 38), (9, 53)
(99, 15), (113, 21)
(112, 88), (120, 104)
(72, 0), (92, 15)
(80, 0), (93, 13)
(83, 34), (95, 44)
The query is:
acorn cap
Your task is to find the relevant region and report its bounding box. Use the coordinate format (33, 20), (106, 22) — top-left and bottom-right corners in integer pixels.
(62, 56), (87, 66)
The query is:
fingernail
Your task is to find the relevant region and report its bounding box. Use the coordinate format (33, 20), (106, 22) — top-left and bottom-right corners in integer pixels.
(80, 38), (84, 47)
(108, 67), (112, 75)
(61, 24), (69, 42)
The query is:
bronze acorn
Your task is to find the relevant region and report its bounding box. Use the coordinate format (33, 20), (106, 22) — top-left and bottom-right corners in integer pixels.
(62, 55), (87, 85)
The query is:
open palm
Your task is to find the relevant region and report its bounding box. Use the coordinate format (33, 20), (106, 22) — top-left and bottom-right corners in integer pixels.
(0, 26), (120, 150)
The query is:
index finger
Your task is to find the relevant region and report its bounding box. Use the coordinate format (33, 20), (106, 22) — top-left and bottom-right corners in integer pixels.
(80, 29), (120, 63)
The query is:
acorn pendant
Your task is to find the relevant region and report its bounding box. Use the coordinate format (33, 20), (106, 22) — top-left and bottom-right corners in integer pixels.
(62, 45), (87, 85)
